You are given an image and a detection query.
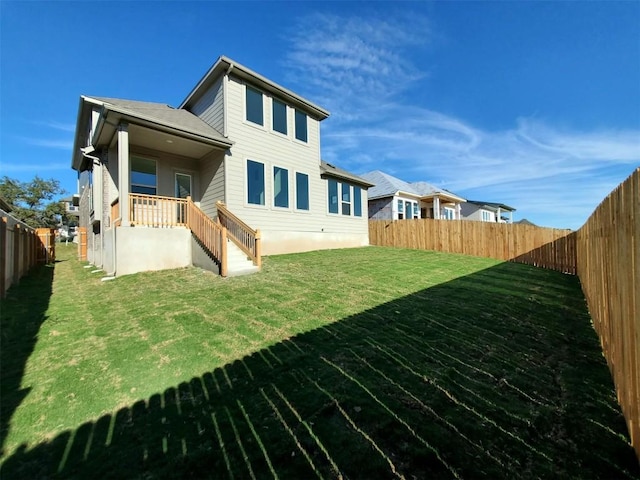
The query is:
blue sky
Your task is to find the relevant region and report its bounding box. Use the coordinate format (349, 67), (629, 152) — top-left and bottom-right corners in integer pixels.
(1, 1), (638, 230)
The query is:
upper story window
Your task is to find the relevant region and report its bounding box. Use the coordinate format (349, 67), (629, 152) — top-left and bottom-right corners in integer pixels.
(354, 186), (362, 217)
(131, 156), (157, 195)
(295, 109), (307, 142)
(247, 159), (265, 205)
(272, 99), (287, 135)
(296, 172), (309, 211)
(246, 86), (263, 126)
(273, 166), (289, 208)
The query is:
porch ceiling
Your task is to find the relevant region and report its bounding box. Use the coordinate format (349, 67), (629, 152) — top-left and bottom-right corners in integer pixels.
(121, 124), (219, 160)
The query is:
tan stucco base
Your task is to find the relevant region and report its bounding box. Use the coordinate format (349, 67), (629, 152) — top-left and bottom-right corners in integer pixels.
(261, 231), (369, 256)
(115, 226), (191, 276)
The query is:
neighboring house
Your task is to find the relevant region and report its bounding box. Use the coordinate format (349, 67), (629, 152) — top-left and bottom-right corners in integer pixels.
(460, 200), (516, 223)
(71, 55), (372, 277)
(61, 195), (80, 219)
(361, 170), (466, 221)
(515, 218), (536, 226)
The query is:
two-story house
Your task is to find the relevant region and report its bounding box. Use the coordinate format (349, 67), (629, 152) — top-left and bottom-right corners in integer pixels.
(71, 56), (372, 277)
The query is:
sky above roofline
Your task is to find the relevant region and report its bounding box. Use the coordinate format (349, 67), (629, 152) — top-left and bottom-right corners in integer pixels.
(1, 1), (638, 230)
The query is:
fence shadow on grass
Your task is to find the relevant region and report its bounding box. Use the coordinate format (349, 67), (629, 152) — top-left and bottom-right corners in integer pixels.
(0, 262), (56, 456)
(2, 262), (639, 479)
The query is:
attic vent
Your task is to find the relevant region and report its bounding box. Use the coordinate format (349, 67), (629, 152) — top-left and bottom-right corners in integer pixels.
(326, 163), (335, 168)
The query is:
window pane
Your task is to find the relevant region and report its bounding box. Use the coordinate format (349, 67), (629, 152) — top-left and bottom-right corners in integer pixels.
(273, 166), (289, 208)
(341, 183), (351, 216)
(296, 172), (309, 210)
(131, 156), (156, 195)
(295, 110), (307, 142)
(272, 99), (287, 134)
(328, 179), (338, 213)
(246, 86), (263, 126)
(354, 186), (362, 217)
(247, 160), (265, 205)
(176, 174), (191, 199)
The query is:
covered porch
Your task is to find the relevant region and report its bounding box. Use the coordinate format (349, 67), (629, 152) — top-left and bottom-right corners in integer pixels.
(419, 192), (465, 220)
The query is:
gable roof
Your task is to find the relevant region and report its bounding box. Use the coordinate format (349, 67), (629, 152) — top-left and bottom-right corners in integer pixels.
(360, 171), (421, 200)
(72, 96), (233, 171)
(466, 200), (516, 212)
(410, 181), (466, 203)
(90, 97), (230, 145)
(320, 161), (374, 188)
(180, 56), (330, 121)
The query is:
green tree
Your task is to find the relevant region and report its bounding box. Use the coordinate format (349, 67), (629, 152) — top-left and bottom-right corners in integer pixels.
(0, 176), (66, 228)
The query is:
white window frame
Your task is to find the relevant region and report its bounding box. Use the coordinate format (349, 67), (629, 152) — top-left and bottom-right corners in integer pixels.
(341, 182), (351, 216)
(294, 109), (308, 143)
(245, 158), (267, 208)
(271, 98), (289, 137)
(130, 155), (157, 196)
(294, 171), (310, 212)
(481, 209), (493, 222)
(244, 84), (265, 129)
(272, 165), (290, 210)
(327, 178), (339, 215)
(397, 198), (404, 220)
(443, 206), (455, 220)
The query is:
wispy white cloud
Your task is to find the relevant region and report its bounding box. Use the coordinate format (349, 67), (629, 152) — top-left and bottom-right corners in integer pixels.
(33, 120), (77, 132)
(19, 137), (73, 149)
(284, 12), (640, 230)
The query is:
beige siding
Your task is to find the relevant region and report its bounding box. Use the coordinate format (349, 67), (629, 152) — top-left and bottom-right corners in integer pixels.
(223, 76), (369, 240)
(190, 76), (224, 135)
(199, 150), (225, 218)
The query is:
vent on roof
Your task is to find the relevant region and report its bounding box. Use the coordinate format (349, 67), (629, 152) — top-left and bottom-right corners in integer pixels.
(326, 163), (335, 168)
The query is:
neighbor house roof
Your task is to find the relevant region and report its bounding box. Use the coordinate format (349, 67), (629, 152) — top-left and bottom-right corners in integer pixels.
(180, 55), (330, 121)
(467, 200), (516, 212)
(71, 96), (233, 171)
(410, 181), (466, 203)
(360, 171), (421, 200)
(360, 171), (465, 203)
(320, 161), (374, 188)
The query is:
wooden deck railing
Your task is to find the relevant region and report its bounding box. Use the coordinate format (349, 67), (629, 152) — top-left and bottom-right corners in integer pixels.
(129, 193), (188, 227)
(110, 198), (121, 227)
(216, 201), (262, 267)
(187, 198), (227, 277)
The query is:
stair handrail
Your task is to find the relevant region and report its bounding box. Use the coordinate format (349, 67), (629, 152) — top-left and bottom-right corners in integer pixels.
(186, 197), (227, 277)
(216, 201), (262, 268)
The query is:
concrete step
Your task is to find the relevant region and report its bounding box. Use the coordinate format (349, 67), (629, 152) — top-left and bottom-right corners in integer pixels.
(226, 240), (259, 277)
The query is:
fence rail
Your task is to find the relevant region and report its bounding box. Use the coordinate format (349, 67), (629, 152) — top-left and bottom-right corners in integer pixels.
(0, 213), (55, 299)
(216, 201), (262, 267)
(577, 168), (639, 459)
(369, 219), (576, 274)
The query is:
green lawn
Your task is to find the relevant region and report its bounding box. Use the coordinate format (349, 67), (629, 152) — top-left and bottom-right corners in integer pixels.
(1, 244), (638, 479)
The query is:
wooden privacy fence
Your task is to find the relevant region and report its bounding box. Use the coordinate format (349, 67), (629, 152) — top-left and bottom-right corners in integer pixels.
(576, 168), (639, 459)
(369, 219), (576, 273)
(370, 168), (640, 459)
(0, 215), (55, 299)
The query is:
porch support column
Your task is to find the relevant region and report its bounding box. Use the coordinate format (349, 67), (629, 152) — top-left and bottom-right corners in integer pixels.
(117, 123), (130, 227)
(433, 196), (441, 219)
(497, 207), (502, 223)
(509, 211), (513, 223)
(456, 203), (461, 220)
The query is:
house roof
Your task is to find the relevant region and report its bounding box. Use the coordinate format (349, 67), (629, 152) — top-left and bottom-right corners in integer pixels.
(410, 181), (466, 203)
(180, 55), (330, 121)
(515, 218), (536, 226)
(90, 97), (230, 145)
(360, 170), (465, 203)
(72, 96), (233, 171)
(360, 171), (421, 200)
(320, 161), (374, 188)
(0, 197), (12, 212)
(467, 200), (516, 212)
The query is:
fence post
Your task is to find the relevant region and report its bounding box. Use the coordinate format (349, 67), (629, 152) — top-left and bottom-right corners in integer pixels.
(255, 229), (262, 268)
(13, 224), (21, 284)
(220, 226), (228, 277)
(0, 217), (6, 298)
